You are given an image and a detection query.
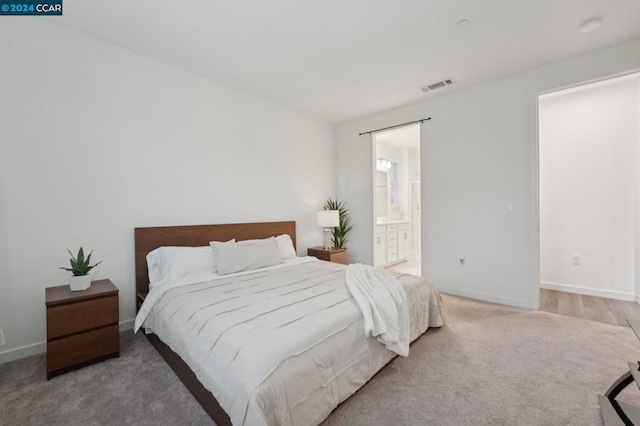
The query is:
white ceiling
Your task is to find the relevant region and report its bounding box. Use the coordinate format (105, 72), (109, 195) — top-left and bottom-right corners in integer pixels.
(53, 0), (640, 124)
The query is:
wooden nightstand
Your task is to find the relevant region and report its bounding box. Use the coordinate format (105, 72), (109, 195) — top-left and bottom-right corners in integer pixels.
(308, 247), (347, 264)
(46, 279), (120, 379)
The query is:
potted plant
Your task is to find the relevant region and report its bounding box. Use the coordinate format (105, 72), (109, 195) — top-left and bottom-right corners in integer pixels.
(60, 247), (102, 291)
(323, 199), (353, 248)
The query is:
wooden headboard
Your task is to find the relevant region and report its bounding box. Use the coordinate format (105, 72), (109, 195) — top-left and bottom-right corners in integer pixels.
(134, 221), (296, 302)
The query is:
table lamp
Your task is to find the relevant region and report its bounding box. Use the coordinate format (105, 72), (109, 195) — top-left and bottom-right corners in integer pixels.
(317, 210), (340, 250)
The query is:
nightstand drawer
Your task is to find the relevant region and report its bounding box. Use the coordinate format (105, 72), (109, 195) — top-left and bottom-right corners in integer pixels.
(307, 247), (347, 264)
(47, 295), (118, 339)
(331, 251), (347, 264)
(47, 324), (119, 374)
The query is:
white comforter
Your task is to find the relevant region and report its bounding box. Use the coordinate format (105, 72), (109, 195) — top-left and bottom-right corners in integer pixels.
(135, 258), (443, 426)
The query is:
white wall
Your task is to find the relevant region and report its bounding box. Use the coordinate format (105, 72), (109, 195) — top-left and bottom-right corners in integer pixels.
(337, 38), (640, 309)
(637, 81), (640, 298)
(407, 147), (420, 183)
(0, 20), (336, 362)
(539, 75), (640, 300)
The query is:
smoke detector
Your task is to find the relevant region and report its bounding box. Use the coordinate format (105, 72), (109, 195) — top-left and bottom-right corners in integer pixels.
(579, 17), (603, 34)
(420, 79), (454, 92)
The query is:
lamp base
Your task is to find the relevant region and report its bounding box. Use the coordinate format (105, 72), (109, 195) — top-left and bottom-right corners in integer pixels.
(323, 228), (332, 251)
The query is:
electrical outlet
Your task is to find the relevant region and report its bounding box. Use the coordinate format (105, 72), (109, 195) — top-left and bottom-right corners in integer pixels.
(459, 255), (465, 266)
(506, 203), (514, 214)
(572, 255), (581, 266)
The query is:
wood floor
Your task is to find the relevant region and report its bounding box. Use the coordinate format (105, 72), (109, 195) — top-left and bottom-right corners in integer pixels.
(539, 288), (640, 327)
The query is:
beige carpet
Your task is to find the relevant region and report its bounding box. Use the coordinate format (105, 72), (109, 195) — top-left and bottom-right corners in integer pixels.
(2, 294), (639, 425)
(324, 294), (640, 425)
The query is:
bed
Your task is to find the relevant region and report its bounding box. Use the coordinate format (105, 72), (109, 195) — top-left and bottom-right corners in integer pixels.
(134, 221), (443, 425)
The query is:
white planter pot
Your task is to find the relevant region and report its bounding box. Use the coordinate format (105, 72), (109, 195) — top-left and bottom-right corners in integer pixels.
(69, 275), (91, 291)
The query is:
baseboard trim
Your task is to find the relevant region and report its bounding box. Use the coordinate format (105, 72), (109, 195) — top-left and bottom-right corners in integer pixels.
(119, 319), (134, 332)
(0, 341), (46, 365)
(540, 281), (638, 302)
(0, 318), (135, 365)
(438, 286), (534, 310)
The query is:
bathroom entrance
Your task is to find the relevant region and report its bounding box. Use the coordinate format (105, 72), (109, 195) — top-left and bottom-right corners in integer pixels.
(372, 123), (421, 275)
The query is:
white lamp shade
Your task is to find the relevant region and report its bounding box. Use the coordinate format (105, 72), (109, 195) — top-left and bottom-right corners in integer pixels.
(317, 210), (339, 228)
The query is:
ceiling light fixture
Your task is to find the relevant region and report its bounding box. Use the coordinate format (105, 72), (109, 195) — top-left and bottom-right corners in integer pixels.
(579, 17), (603, 34)
(456, 19), (470, 28)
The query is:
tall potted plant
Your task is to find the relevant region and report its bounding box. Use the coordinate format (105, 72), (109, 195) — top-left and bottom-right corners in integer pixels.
(323, 199), (353, 248)
(60, 247), (102, 291)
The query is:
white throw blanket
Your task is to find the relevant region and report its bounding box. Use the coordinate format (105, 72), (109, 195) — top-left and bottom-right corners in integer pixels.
(345, 263), (410, 356)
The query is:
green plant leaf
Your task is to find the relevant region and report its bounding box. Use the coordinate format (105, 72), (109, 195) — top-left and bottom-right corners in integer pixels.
(323, 198), (353, 249)
(77, 247), (85, 267)
(60, 247), (102, 276)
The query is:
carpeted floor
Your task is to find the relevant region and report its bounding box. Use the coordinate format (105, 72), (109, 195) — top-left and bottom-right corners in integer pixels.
(2, 294), (639, 425)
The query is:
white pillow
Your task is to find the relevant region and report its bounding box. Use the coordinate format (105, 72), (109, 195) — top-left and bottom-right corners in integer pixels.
(146, 243), (229, 284)
(275, 234), (297, 260)
(211, 237), (282, 275)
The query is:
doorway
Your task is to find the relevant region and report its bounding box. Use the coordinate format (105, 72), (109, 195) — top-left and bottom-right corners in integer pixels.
(372, 124), (421, 276)
(538, 72), (640, 303)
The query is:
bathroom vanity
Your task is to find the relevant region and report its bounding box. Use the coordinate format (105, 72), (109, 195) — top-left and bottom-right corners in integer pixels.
(374, 220), (411, 267)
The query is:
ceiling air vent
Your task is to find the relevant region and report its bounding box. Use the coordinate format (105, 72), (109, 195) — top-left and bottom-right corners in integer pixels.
(420, 78), (454, 92)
